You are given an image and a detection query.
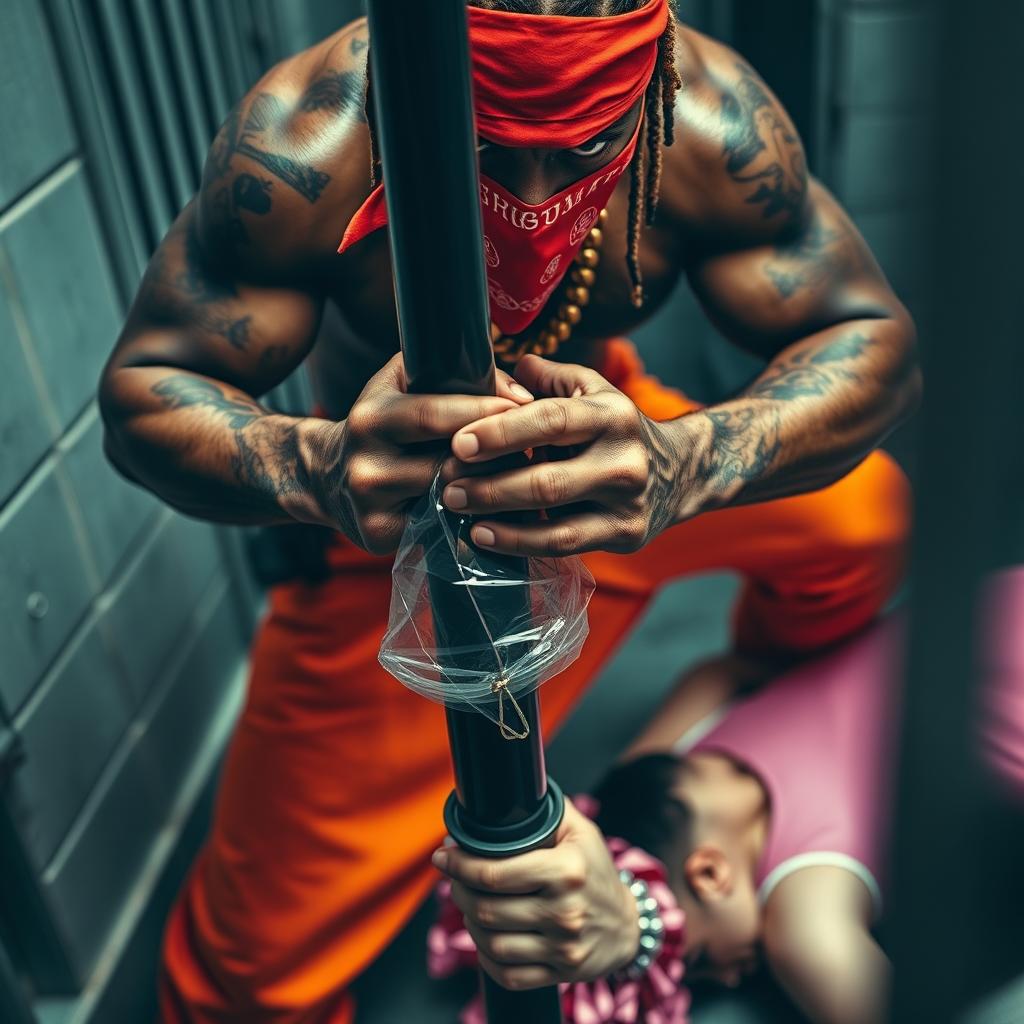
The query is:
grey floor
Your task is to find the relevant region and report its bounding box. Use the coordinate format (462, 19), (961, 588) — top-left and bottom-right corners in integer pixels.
(353, 573), (807, 1023)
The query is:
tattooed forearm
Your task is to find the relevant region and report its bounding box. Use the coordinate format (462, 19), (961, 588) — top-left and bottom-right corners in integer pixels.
(747, 332), (876, 401)
(151, 376), (262, 429)
(698, 406), (783, 491)
(719, 61), (806, 220)
(151, 375), (312, 502)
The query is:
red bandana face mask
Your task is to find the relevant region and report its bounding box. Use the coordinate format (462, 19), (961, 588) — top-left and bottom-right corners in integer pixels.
(477, 115), (642, 334)
(338, 0), (669, 335)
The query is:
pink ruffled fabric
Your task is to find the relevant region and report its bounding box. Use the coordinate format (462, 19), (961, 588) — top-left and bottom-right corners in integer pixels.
(427, 795), (689, 1024)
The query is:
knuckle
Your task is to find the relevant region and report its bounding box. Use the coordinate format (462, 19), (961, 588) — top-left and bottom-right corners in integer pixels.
(538, 400), (570, 438)
(560, 852), (587, 890)
(554, 907), (586, 938)
(616, 443), (650, 489)
(559, 941), (587, 968)
(605, 393), (639, 432)
(345, 402), (374, 439)
(608, 517), (646, 554)
(361, 513), (400, 554)
(416, 400), (444, 439)
(345, 457), (378, 499)
(475, 900), (498, 928)
(479, 863), (504, 891)
(480, 476), (502, 509)
(550, 524), (583, 555)
(622, 517), (647, 547)
(533, 466), (571, 507)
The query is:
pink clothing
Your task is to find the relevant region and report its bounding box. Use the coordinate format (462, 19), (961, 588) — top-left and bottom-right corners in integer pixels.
(979, 567), (1024, 800)
(677, 619), (905, 918)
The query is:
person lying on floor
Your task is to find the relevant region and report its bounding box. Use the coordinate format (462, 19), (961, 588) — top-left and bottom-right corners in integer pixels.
(430, 567), (1024, 1024)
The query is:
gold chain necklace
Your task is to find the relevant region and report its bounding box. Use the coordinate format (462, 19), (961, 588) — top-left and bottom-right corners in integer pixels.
(491, 208), (608, 364)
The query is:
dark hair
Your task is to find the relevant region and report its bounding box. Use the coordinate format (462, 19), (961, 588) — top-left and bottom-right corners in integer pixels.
(592, 753), (695, 884)
(365, 0), (682, 308)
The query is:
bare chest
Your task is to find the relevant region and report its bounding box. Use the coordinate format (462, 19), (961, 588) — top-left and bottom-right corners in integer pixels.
(316, 176), (690, 415)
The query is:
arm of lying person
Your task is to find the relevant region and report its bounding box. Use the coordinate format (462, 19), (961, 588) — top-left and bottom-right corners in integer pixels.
(763, 866), (890, 1024)
(431, 797), (640, 988)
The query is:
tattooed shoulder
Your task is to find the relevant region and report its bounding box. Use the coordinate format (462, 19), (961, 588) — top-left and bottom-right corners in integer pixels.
(716, 59), (808, 223)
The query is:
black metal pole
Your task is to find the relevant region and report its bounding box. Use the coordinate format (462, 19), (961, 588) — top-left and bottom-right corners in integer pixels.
(365, 3), (564, 1021)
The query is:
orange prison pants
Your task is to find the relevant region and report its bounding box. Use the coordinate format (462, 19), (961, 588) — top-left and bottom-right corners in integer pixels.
(158, 338), (910, 1022)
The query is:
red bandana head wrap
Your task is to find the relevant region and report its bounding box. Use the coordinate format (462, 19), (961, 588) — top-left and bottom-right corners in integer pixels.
(339, 0), (670, 334)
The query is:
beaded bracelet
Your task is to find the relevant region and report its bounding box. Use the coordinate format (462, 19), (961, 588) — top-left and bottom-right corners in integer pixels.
(618, 867), (666, 979)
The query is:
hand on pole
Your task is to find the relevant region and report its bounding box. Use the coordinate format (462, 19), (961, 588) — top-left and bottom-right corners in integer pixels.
(323, 352), (533, 553)
(431, 797), (640, 989)
(440, 354), (688, 556)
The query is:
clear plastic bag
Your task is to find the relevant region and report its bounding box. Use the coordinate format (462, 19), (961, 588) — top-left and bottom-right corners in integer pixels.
(379, 470), (595, 732)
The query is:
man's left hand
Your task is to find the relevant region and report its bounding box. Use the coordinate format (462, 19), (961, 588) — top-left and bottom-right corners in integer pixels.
(440, 354), (686, 556)
(431, 798), (640, 989)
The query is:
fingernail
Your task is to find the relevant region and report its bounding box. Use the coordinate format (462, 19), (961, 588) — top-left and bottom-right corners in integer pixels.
(474, 526), (495, 547)
(432, 849), (449, 871)
(510, 382), (534, 401)
(444, 486), (467, 510)
(455, 432), (479, 458)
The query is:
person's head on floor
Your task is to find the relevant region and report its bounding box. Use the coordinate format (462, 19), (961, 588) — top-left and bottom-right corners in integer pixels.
(593, 752), (762, 988)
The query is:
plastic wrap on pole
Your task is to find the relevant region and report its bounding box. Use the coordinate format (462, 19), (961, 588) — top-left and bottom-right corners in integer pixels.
(379, 472), (595, 725)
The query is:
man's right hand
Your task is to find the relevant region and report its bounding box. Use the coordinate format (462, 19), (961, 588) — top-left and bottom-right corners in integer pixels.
(316, 352), (534, 554)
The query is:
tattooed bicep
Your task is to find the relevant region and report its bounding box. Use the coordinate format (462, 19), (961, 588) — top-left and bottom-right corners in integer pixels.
(687, 179), (901, 358)
(117, 202), (322, 395)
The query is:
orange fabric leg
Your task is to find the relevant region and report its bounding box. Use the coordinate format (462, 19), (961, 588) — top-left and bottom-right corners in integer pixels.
(158, 545), (651, 1023)
(159, 337), (910, 1022)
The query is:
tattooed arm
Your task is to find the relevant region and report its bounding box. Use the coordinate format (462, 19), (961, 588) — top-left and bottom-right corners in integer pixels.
(664, 48), (921, 519)
(98, 42), (362, 530)
(100, 20), (531, 550)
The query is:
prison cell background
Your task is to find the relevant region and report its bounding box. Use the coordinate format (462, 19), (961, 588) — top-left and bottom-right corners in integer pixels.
(0, 2), (1000, 1024)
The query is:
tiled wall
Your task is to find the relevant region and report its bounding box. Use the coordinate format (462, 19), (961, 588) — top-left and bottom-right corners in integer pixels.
(0, 1), (262, 1019)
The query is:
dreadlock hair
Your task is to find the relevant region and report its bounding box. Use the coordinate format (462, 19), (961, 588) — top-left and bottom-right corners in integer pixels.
(364, 0), (681, 308)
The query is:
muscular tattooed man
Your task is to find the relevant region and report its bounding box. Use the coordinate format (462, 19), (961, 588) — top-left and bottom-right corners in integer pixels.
(99, 2), (919, 1021)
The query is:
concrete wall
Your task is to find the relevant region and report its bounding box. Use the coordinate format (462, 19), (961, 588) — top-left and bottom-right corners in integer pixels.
(0, 2), (267, 1020)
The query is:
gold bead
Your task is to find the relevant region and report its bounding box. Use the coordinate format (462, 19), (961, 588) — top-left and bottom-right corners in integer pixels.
(492, 335), (513, 353)
(490, 322), (502, 342)
(598, 208), (609, 226)
(572, 266), (596, 287)
(567, 285), (590, 306)
(549, 318), (571, 342)
(559, 303), (582, 325)
(537, 331), (557, 354)
(586, 227), (603, 248)
(577, 247), (599, 268)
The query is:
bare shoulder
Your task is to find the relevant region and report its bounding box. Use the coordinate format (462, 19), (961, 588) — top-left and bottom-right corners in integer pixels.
(762, 864), (875, 963)
(658, 21), (810, 247)
(194, 17), (375, 284)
